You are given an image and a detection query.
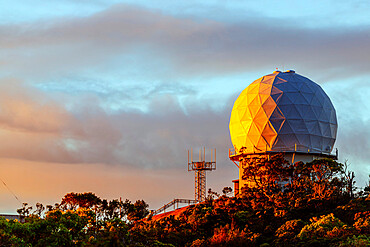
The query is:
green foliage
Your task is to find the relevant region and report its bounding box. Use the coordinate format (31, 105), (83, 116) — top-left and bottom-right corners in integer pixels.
(127, 200), (149, 222)
(3, 158), (369, 246)
(0, 217), (27, 246)
(60, 192), (102, 211)
(338, 235), (370, 247)
(275, 219), (305, 239)
(298, 213), (347, 239)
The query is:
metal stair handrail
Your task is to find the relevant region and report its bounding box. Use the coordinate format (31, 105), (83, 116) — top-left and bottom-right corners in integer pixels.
(153, 198), (198, 215)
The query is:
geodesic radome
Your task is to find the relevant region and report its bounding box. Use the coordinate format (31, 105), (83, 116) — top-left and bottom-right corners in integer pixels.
(229, 70), (337, 155)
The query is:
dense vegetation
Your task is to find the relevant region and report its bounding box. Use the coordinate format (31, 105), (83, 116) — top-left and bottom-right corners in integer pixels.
(1, 155), (369, 246)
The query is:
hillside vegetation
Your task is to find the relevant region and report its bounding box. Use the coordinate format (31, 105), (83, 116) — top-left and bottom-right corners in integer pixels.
(1, 155), (369, 246)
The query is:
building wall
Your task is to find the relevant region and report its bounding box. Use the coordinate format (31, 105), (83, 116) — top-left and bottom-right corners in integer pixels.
(0, 214), (20, 221)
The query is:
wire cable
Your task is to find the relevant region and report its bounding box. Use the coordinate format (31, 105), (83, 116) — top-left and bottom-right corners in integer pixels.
(0, 177), (22, 205)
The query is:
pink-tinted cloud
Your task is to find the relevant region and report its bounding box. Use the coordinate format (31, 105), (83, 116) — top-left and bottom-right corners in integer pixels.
(0, 78), (231, 167)
(0, 4), (369, 80)
(0, 79), (71, 133)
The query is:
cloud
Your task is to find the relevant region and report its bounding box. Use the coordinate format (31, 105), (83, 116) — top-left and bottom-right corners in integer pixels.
(0, 79), (72, 133)
(0, 78), (233, 168)
(0, 4), (369, 82)
(326, 79), (370, 187)
(0, 76), (367, 185)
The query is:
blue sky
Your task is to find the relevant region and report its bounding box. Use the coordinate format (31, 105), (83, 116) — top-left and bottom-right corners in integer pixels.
(0, 0), (369, 213)
(2, 1), (370, 27)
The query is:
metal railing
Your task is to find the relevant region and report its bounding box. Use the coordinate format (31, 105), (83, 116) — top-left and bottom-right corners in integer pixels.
(229, 144), (336, 157)
(153, 199), (198, 215)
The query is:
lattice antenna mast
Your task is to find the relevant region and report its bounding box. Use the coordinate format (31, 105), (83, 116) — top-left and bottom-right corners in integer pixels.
(188, 147), (216, 202)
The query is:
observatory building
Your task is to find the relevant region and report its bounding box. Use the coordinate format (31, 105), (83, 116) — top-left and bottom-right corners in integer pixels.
(229, 70), (338, 196)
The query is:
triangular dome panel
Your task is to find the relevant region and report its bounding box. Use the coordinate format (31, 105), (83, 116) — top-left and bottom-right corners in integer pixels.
(253, 108), (268, 132)
(271, 86), (283, 95)
(299, 82), (314, 93)
(247, 122), (261, 144)
(301, 105), (317, 121)
(279, 121), (295, 135)
(286, 92), (307, 104)
(256, 136), (268, 151)
(273, 76), (288, 85)
(261, 76), (275, 85)
(259, 94), (270, 104)
(289, 119), (309, 134)
(261, 122), (277, 148)
(284, 104), (303, 120)
(278, 94), (293, 106)
(247, 93), (259, 105)
(247, 83), (260, 94)
(262, 97), (277, 118)
(296, 134), (310, 150)
(259, 83), (272, 95)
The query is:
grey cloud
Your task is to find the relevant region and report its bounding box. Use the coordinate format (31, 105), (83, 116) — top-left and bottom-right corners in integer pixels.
(337, 118), (370, 164)
(325, 80), (370, 187)
(336, 118), (370, 188)
(0, 4), (369, 81)
(0, 79), (231, 167)
(329, 80), (370, 163)
(109, 97), (231, 168)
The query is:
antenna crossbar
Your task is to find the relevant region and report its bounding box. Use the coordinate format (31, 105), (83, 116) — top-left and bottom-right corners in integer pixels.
(188, 148), (216, 202)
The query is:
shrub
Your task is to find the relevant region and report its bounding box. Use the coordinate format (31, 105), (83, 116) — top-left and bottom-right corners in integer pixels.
(297, 213), (348, 240)
(275, 219), (305, 239)
(353, 211), (370, 234)
(338, 235), (370, 247)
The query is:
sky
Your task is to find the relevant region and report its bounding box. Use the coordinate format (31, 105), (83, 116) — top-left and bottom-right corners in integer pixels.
(0, 0), (369, 214)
